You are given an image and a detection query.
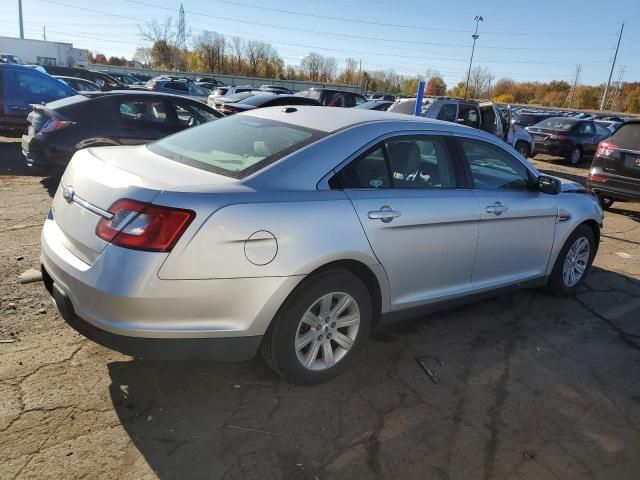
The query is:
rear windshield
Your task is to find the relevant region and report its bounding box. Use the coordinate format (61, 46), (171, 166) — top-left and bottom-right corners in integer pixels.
(611, 123), (640, 150)
(147, 115), (326, 178)
(536, 118), (578, 131)
(296, 90), (322, 100)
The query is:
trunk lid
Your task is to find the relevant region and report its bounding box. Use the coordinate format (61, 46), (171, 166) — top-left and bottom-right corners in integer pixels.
(51, 145), (234, 265)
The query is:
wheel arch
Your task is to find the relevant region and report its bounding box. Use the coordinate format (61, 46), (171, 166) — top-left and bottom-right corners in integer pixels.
(306, 259), (385, 327)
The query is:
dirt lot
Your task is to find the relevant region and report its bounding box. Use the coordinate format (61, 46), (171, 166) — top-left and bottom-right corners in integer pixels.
(1, 138), (640, 480)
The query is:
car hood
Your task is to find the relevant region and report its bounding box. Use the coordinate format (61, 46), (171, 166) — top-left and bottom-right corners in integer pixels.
(556, 176), (587, 193)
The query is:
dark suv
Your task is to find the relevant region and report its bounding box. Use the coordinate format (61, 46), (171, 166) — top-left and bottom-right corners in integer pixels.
(587, 120), (640, 209)
(296, 88), (366, 107)
(0, 64), (75, 136)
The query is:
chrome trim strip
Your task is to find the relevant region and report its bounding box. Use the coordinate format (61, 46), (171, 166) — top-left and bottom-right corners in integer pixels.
(60, 181), (113, 220)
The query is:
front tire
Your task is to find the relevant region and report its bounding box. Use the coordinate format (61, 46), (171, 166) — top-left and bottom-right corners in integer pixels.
(261, 269), (372, 385)
(515, 141), (530, 158)
(547, 225), (596, 296)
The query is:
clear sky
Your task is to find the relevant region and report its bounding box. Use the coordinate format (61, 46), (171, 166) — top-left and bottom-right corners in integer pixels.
(1, 0), (639, 88)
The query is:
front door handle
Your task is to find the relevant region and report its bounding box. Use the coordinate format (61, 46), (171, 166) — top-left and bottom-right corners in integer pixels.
(368, 205), (401, 223)
(486, 201), (509, 216)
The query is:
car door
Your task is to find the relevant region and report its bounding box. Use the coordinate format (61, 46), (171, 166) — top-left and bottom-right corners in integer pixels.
(575, 121), (599, 156)
(113, 98), (175, 144)
(456, 136), (557, 289)
(333, 134), (480, 310)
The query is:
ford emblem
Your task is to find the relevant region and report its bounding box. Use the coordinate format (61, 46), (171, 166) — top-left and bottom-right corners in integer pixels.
(62, 185), (75, 203)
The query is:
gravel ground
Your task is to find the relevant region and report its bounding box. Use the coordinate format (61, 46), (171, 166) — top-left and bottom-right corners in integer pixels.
(1, 138), (640, 480)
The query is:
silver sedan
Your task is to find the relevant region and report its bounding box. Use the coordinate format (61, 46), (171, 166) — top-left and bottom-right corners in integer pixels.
(41, 106), (603, 384)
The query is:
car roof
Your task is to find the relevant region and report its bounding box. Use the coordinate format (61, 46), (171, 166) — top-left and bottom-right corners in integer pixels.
(78, 90), (210, 102)
(242, 105), (470, 133)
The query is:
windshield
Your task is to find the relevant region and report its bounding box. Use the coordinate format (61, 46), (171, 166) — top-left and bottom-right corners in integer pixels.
(536, 118), (578, 131)
(148, 115), (326, 178)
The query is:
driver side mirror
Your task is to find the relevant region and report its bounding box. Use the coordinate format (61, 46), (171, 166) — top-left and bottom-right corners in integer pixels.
(538, 175), (561, 195)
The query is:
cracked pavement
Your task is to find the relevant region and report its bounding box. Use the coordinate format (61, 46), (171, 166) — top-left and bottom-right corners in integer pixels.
(1, 140), (640, 480)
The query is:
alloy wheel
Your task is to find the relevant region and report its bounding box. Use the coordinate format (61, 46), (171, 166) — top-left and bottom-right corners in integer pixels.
(294, 292), (360, 371)
(562, 237), (590, 287)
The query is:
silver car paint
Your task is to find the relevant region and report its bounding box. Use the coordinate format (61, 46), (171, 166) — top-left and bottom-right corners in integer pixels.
(41, 107), (602, 342)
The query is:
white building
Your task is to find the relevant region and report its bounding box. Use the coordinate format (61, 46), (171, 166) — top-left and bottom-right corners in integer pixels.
(0, 36), (88, 67)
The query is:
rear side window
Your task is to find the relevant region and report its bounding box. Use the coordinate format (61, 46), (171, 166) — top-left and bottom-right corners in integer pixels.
(437, 104), (457, 122)
(332, 136), (456, 189)
(119, 100), (168, 123)
(148, 115), (326, 178)
(611, 123), (640, 150)
(460, 139), (530, 190)
(5, 69), (73, 104)
(458, 105), (480, 128)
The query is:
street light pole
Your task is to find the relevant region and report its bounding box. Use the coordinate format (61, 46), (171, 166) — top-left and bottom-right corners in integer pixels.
(464, 16), (483, 100)
(18, 0), (24, 39)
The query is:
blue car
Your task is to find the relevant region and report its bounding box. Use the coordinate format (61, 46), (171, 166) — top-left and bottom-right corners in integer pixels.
(0, 64), (75, 136)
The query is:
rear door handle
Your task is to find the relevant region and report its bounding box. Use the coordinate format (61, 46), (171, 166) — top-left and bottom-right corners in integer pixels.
(486, 202), (509, 216)
(368, 205), (401, 223)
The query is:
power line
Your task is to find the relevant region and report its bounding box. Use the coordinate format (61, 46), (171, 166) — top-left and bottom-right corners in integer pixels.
(126, 0), (621, 38)
(31, 0), (634, 55)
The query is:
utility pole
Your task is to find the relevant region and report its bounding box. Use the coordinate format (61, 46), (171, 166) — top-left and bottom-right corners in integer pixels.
(606, 65), (625, 111)
(177, 3), (187, 51)
(464, 15), (483, 100)
(358, 59), (362, 89)
(18, 0), (24, 39)
(600, 23), (624, 111)
(42, 26), (46, 41)
(565, 64), (581, 109)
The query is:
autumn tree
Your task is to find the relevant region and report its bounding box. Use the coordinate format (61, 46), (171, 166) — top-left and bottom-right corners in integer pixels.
(425, 74), (446, 96)
(193, 31), (226, 72)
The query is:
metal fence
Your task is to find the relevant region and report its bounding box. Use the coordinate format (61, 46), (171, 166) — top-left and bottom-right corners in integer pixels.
(88, 65), (363, 93)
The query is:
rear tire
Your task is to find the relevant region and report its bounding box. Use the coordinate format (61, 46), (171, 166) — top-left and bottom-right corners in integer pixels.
(261, 269), (372, 385)
(598, 195), (614, 210)
(547, 224), (596, 296)
(567, 145), (582, 165)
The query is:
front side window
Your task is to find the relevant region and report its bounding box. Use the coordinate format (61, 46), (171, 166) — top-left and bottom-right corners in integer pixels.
(332, 136), (456, 190)
(172, 101), (220, 126)
(577, 122), (595, 135)
(460, 139), (531, 190)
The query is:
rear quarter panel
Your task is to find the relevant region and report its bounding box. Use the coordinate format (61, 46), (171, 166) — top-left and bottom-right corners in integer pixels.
(157, 190), (381, 280)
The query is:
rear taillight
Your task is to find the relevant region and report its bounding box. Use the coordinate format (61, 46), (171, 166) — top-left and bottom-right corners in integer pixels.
(147, 81), (158, 91)
(96, 199), (195, 252)
(219, 105), (237, 115)
(588, 171), (607, 183)
(595, 141), (618, 158)
(549, 134), (568, 141)
(40, 118), (74, 133)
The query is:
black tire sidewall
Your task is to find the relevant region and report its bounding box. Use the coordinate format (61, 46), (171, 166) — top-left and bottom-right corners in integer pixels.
(568, 146), (582, 165)
(266, 270), (372, 385)
(515, 141), (530, 158)
(548, 225), (596, 296)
